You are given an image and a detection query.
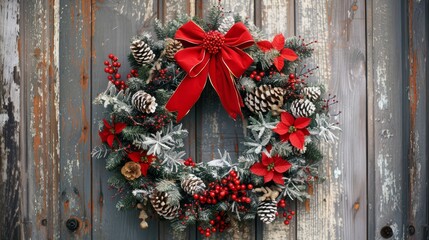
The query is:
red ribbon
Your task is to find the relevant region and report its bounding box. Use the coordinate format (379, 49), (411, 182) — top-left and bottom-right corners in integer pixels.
(165, 21), (254, 122)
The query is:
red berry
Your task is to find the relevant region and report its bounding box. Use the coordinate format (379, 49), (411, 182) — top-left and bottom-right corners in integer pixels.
(247, 184), (253, 190)
(131, 69), (136, 74)
(255, 75), (261, 81)
(108, 69), (114, 74)
(259, 72), (265, 76)
(210, 192), (215, 198)
(252, 71), (257, 75)
(114, 80), (120, 85)
(287, 215), (293, 220)
(113, 56), (118, 62)
(210, 220), (215, 225)
(117, 62), (121, 67)
(127, 74), (132, 78)
(284, 220), (290, 225)
(289, 73), (295, 79)
(104, 61), (109, 65)
(290, 211), (295, 215)
(112, 62), (118, 67)
(211, 227), (216, 232)
(283, 212), (287, 217)
(198, 226), (203, 231)
(104, 67), (110, 73)
(205, 232), (210, 237)
(220, 191), (226, 197)
(108, 54), (114, 59)
(245, 198), (251, 204)
(249, 74), (255, 79)
(115, 73), (121, 79)
(193, 194), (199, 200)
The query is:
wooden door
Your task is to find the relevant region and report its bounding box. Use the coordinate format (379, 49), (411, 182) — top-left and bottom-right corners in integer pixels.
(0, 0), (428, 239)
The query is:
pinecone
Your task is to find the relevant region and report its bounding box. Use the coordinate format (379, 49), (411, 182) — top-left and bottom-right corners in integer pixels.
(302, 86), (321, 101)
(150, 190), (179, 219)
(290, 99), (316, 118)
(121, 161), (142, 181)
(257, 200), (277, 224)
(131, 90), (158, 114)
(130, 39), (155, 65)
(165, 38), (183, 61)
(181, 174), (206, 195)
(244, 85), (286, 116)
(218, 16), (235, 34)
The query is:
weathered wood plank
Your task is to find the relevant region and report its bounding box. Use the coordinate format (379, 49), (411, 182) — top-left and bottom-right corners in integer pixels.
(256, 0), (294, 38)
(58, 0), (93, 238)
(194, 1), (255, 240)
(0, 1), (22, 239)
(91, 1), (159, 239)
(158, 2), (195, 239)
(368, 0), (408, 239)
(295, 0), (367, 239)
(19, 0), (61, 239)
(256, 1), (296, 239)
(405, 0), (428, 239)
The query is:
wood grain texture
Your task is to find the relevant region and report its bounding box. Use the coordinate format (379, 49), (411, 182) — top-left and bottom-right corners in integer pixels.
(295, 0), (367, 239)
(0, 1), (22, 239)
(19, 0), (61, 239)
(258, 1), (296, 239)
(405, 0), (428, 239)
(91, 1), (159, 239)
(368, 0), (408, 239)
(58, 0), (93, 238)
(257, 0), (294, 38)
(195, 1), (256, 239)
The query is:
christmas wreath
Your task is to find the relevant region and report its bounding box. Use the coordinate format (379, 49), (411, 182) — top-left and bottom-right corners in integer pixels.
(93, 5), (340, 238)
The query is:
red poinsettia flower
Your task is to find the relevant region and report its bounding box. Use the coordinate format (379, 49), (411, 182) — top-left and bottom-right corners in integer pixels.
(250, 148), (291, 185)
(273, 112), (311, 149)
(99, 119), (127, 147)
(128, 151), (156, 176)
(257, 33), (298, 71)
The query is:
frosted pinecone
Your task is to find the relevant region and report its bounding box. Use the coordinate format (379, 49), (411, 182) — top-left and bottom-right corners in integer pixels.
(218, 16), (235, 34)
(290, 99), (316, 118)
(257, 200), (277, 224)
(302, 86), (321, 101)
(150, 190), (179, 220)
(165, 38), (183, 61)
(244, 85), (286, 116)
(181, 174), (206, 195)
(130, 39), (155, 65)
(131, 90), (158, 114)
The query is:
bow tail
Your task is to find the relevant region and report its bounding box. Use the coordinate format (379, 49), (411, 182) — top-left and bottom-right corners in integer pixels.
(208, 58), (243, 120)
(165, 68), (209, 122)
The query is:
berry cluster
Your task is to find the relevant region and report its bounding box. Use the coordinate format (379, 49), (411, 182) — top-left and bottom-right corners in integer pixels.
(104, 54), (127, 90)
(183, 158), (196, 167)
(203, 31), (225, 54)
(126, 69), (139, 79)
(198, 211), (230, 237)
(127, 113), (170, 131)
(192, 171), (253, 206)
(276, 199), (296, 225)
(249, 70), (265, 81)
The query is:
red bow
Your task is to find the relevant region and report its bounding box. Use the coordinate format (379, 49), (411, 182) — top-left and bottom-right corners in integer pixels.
(165, 21), (254, 122)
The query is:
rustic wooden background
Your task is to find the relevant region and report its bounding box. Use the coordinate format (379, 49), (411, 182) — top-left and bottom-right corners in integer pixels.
(0, 0), (428, 239)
